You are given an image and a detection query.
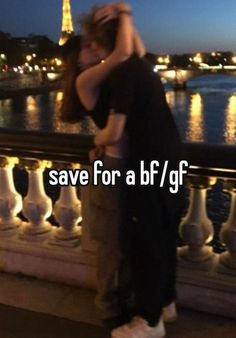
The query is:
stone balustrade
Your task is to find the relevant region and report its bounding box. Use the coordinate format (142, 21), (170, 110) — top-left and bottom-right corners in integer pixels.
(0, 130), (235, 317)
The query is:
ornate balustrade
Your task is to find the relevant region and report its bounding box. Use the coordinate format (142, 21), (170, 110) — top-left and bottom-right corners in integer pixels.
(0, 129), (235, 317)
(177, 143), (236, 317)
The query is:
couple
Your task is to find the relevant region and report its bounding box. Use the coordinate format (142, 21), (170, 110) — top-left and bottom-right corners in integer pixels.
(61, 3), (185, 338)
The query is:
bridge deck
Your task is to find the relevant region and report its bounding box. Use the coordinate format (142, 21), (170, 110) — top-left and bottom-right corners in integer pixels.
(0, 272), (235, 338)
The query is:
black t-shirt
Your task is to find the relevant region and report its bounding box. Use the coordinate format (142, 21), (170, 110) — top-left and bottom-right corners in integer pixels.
(91, 54), (185, 214)
(92, 55), (183, 166)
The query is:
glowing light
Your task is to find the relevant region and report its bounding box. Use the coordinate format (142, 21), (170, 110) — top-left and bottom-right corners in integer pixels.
(55, 58), (62, 66)
(154, 65), (167, 71)
(26, 96), (37, 111)
(224, 65), (236, 70)
(165, 70), (176, 80)
(59, 0), (74, 46)
(199, 63), (210, 69)
(224, 94), (236, 144)
(164, 57), (170, 64)
(34, 65), (40, 71)
(32, 53), (37, 58)
(25, 96), (40, 130)
(193, 53), (202, 64)
(187, 93), (204, 142)
(211, 52), (216, 57)
(157, 55), (170, 65)
(47, 73), (61, 81)
(0, 54), (6, 60)
(232, 56), (236, 64)
(26, 55), (32, 62)
(56, 91), (64, 103)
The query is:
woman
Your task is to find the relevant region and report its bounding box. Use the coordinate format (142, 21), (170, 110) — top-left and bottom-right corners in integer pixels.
(61, 1), (148, 327)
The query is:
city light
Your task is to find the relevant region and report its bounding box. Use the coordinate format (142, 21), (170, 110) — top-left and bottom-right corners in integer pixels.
(164, 57), (170, 64)
(26, 55), (32, 62)
(54, 58), (62, 66)
(232, 56), (236, 64)
(0, 54), (6, 60)
(157, 56), (170, 65)
(193, 53), (202, 63)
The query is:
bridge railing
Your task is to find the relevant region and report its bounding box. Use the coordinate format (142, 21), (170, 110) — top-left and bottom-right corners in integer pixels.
(0, 129), (235, 317)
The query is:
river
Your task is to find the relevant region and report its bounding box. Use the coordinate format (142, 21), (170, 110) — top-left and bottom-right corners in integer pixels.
(0, 74), (236, 145)
(0, 74), (235, 251)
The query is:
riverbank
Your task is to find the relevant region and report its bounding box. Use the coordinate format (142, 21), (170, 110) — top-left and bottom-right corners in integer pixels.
(0, 83), (62, 99)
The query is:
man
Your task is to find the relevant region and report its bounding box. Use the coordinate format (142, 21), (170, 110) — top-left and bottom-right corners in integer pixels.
(81, 5), (185, 338)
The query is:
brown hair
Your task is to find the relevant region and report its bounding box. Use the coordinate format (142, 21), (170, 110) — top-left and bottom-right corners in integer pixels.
(79, 5), (119, 53)
(60, 35), (86, 122)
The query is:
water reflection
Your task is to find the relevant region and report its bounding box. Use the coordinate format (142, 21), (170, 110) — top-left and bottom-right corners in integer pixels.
(0, 99), (13, 125)
(224, 94), (236, 144)
(25, 96), (40, 130)
(50, 90), (98, 135)
(56, 91), (63, 103)
(186, 93), (204, 142)
(0, 75), (236, 143)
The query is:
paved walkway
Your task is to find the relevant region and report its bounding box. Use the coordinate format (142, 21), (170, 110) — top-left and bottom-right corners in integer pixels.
(0, 272), (235, 338)
(0, 304), (235, 338)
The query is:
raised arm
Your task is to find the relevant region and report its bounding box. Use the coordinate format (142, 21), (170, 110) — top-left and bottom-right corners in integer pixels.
(133, 27), (146, 57)
(76, 2), (134, 110)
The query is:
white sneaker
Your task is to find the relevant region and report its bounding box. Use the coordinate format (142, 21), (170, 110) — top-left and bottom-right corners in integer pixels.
(162, 302), (177, 323)
(111, 316), (165, 338)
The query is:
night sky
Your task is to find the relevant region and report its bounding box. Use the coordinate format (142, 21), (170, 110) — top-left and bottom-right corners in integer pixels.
(0, 0), (236, 54)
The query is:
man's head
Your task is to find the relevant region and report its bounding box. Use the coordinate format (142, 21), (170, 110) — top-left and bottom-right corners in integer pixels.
(79, 5), (119, 59)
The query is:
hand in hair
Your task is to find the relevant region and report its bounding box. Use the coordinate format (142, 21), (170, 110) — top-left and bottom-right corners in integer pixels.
(94, 4), (118, 24)
(94, 2), (132, 24)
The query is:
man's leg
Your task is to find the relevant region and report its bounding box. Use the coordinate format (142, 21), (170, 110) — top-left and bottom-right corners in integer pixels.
(95, 225), (123, 319)
(89, 156), (128, 323)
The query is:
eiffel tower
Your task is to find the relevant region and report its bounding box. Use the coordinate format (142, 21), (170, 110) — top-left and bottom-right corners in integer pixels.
(59, 0), (74, 46)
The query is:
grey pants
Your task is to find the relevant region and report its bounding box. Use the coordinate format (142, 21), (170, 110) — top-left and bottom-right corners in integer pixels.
(89, 155), (127, 319)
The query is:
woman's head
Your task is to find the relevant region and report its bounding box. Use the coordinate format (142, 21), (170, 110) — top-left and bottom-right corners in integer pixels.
(60, 35), (98, 122)
(61, 35), (98, 70)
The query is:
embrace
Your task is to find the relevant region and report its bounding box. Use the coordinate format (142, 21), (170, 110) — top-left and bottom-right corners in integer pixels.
(61, 3), (185, 338)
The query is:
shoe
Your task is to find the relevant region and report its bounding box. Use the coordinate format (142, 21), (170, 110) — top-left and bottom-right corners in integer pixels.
(162, 302), (177, 323)
(111, 316), (165, 338)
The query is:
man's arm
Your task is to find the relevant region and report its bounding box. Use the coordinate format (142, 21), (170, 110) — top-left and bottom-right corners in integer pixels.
(94, 113), (127, 146)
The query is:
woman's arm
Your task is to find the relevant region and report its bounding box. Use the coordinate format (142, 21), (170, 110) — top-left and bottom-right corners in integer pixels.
(133, 27), (146, 57)
(76, 3), (134, 110)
